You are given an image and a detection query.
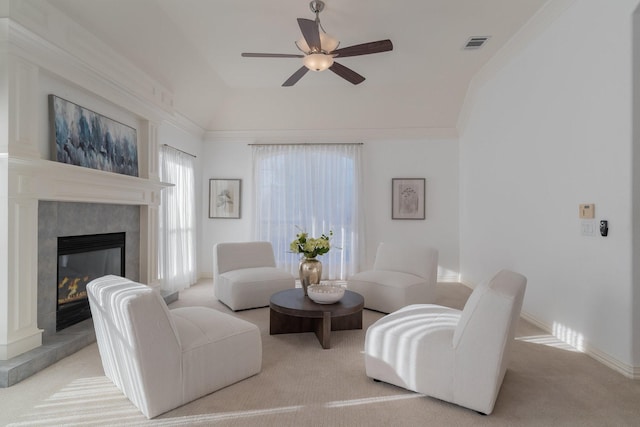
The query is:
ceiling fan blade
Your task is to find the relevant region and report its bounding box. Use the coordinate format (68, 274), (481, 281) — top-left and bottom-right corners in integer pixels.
(332, 39), (393, 58)
(282, 66), (310, 87)
(329, 62), (365, 85)
(242, 53), (304, 58)
(297, 18), (321, 52)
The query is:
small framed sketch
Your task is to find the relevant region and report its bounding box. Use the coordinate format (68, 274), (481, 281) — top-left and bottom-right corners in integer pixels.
(209, 179), (241, 219)
(392, 178), (425, 220)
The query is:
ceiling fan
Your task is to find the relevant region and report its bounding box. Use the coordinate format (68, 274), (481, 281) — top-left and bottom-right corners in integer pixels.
(241, 0), (393, 87)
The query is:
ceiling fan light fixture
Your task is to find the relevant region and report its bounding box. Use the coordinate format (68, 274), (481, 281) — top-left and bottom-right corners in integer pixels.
(295, 32), (340, 54)
(303, 53), (334, 71)
(320, 32), (339, 52)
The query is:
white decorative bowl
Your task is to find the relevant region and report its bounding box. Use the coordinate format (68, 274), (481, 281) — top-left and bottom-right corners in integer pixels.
(307, 283), (345, 304)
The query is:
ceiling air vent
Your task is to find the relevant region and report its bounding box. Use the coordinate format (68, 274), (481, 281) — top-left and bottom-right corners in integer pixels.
(464, 36), (490, 50)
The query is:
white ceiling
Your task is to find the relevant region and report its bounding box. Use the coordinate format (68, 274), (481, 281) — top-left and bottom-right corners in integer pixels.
(44, 0), (549, 132)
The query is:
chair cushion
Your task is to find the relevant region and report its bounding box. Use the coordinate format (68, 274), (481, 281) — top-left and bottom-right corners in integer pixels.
(221, 267), (293, 285)
(171, 307), (262, 402)
(348, 270), (431, 313)
(348, 270), (426, 289)
(217, 267), (294, 310)
(171, 306), (259, 350)
(347, 243), (438, 313)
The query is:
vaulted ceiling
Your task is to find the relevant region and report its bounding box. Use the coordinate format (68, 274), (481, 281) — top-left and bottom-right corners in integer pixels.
(44, 0), (549, 133)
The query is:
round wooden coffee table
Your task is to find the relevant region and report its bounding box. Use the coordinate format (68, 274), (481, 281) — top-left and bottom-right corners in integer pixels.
(269, 288), (364, 349)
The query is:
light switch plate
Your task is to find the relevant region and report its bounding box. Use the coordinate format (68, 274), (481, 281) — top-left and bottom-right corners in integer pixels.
(579, 204), (595, 219)
(581, 220), (596, 236)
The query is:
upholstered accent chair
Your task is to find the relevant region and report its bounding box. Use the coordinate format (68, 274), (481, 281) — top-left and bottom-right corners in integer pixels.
(87, 275), (262, 419)
(213, 241), (295, 311)
(347, 242), (438, 313)
(363, 269), (527, 415)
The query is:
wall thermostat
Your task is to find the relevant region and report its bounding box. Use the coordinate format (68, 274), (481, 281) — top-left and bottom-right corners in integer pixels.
(579, 204), (595, 219)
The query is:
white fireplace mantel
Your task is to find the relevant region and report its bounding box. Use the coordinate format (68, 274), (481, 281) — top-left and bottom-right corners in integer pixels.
(11, 155), (170, 206)
(1, 14), (175, 360)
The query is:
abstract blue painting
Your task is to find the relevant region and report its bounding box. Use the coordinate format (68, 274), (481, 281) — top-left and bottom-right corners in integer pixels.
(49, 95), (139, 177)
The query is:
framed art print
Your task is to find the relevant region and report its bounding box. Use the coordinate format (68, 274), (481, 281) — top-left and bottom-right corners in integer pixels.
(49, 95), (138, 177)
(392, 178), (425, 220)
(209, 179), (241, 218)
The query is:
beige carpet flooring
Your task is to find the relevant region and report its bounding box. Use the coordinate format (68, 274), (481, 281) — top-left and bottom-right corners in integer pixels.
(1, 279), (640, 426)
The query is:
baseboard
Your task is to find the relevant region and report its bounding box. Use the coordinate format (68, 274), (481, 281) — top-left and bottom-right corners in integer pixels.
(437, 273), (461, 283)
(459, 279), (474, 289)
(520, 311), (639, 379)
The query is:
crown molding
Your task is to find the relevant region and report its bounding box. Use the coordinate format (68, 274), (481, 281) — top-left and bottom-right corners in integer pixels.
(5, 5), (205, 139)
(204, 127), (458, 143)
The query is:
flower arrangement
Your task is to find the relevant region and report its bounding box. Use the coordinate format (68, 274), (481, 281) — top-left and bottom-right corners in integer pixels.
(290, 229), (333, 259)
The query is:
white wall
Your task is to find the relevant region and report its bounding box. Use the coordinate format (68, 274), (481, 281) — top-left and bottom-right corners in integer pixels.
(199, 138), (459, 280)
(459, 0), (639, 373)
(362, 140), (459, 279)
(210, 85), (463, 131)
(199, 139), (255, 275)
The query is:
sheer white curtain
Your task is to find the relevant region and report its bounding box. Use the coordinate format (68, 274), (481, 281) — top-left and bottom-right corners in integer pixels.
(158, 145), (197, 291)
(252, 144), (364, 280)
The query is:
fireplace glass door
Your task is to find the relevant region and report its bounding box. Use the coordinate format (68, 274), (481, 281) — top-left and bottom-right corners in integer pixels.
(57, 232), (125, 331)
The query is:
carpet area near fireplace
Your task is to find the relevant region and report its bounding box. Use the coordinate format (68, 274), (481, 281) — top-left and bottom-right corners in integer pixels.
(0, 290), (178, 388)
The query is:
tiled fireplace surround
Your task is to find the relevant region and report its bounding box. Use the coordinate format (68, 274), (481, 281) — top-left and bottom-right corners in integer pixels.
(37, 201), (141, 338)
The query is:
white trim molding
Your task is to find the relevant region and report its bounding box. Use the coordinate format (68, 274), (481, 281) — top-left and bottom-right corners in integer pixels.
(520, 311), (639, 380)
(205, 127), (458, 144)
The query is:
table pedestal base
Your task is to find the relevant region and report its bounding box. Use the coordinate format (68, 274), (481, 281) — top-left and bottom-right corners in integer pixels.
(270, 308), (362, 349)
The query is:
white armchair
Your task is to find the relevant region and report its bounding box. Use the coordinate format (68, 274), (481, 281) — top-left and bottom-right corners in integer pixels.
(347, 242), (438, 313)
(87, 275), (262, 419)
(364, 269), (527, 415)
(213, 241), (295, 311)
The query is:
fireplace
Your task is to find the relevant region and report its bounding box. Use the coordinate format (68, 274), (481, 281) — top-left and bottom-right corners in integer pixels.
(37, 201), (141, 339)
(56, 232), (126, 331)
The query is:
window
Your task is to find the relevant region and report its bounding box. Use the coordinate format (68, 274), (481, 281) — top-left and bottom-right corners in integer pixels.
(252, 144), (364, 280)
(158, 145), (197, 291)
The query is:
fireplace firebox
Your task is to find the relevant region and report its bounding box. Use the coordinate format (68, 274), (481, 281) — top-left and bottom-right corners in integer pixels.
(56, 232), (125, 331)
